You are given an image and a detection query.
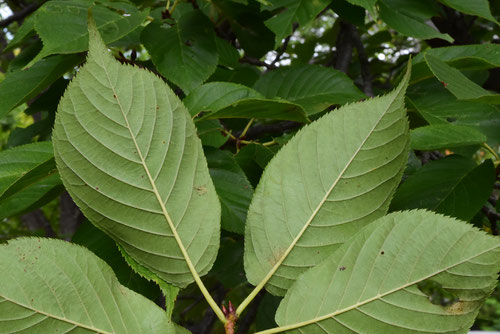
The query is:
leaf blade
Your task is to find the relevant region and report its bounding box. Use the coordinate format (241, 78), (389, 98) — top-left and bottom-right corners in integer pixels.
(273, 210), (500, 333)
(0, 237), (175, 333)
(53, 13), (220, 288)
(243, 63), (411, 296)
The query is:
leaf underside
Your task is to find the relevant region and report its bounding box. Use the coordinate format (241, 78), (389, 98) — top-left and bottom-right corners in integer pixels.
(53, 15), (220, 288)
(0, 238), (174, 333)
(275, 210), (500, 333)
(244, 64), (411, 296)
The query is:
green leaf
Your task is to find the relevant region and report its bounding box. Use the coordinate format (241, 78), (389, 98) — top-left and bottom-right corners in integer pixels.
(141, 11), (218, 94)
(244, 63), (411, 296)
(0, 173), (63, 220)
(0, 54), (83, 120)
(184, 82), (309, 122)
(53, 14), (220, 288)
(407, 79), (500, 145)
(71, 220), (162, 301)
(391, 156), (495, 221)
(412, 44), (500, 82)
(262, 0), (331, 45)
(206, 148), (253, 234)
(216, 37), (240, 68)
(410, 124), (487, 150)
(196, 119), (229, 148)
(379, 0), (453, 42)
(253, 65), (365, 116)
(274, 210), (500, 333)
(0, 142), (56, 201)
(235, 143), (276, 187)
(425, 54), (500, 104)
(0, 237), (175, 333)
(344, 0), (377, 17)
(439, 0), (498, 24)
(184, 82), (263, 117)
(3, 15), (36, 53)
(212, 0), (275, 58)
(31, 1), (147, 64)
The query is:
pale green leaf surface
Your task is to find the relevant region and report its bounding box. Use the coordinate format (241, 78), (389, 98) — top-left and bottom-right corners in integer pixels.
(412, 44), (500, 83)
(410, 124), (487, 150)
(31, 1), (147, 64)
(141, 11), (218, 94)
(253, 65), (365, 116)
(53, 16), (220, 288)
(262, 0), (331, 45)
(0, 54), (83, 120)
(244, 64), (411, 296)
(440, 0), (498, 24)
(206, 148), (253, 235)
(274, 210), (500, 333)
(425, 54), (500, 104)
(379, 1), (453, 42)
(391, 156), (495, 221)
(406, 79), (500, 145)
(0, 238), (175, 333)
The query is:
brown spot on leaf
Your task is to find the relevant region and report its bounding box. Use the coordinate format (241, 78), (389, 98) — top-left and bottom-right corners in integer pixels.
(195, 185), (207, 195)
(380, 251), (384, 255)
(339, 266), (346, 271)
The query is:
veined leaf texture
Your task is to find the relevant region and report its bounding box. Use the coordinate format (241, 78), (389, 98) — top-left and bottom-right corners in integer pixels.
(53, 14), (220, 288)
(244, 64), (411, 296)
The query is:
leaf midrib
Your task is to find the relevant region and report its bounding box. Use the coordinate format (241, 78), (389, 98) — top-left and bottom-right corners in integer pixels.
(256, 86), (405, 292)
(258, 243), (499, 334)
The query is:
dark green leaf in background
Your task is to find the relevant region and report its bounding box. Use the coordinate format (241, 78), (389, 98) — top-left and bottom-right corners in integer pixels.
(407, 79), (500, 145)
(425, 54), (500, 104)
(378, 0), (453, 42)
(205, 148), (253, 234)
(391, 155), (495, 221)
(0, 54), (83, 120)
(262, 0), (331, 45)
(410, 124), (487, 150)
(439, 0), (498, 24)
(31, 0), (147, 63)
(253, 65), (365, 116)
(141, 10), (218, 94)
(412, 44), (500, 83)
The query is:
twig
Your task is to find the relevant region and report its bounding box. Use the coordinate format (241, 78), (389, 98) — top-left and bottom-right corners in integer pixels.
(236, 290), (266, 334)
(271, 23), (298, 66)
(332, 21), (354, 73)
(240, 55), (276, 70)
(350, 25), (374, 97)
(0, 2), (40, 28)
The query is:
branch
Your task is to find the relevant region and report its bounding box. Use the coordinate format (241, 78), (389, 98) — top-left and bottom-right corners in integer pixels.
(240, 55), (276, 70)
(482, 206), (499, 236)
(271, 23), (298, 66)
(0, 2), (40, 28)
(21, 209), (56, 238)
(332, 21), (354, 73)
(350, 25), (374, 97)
